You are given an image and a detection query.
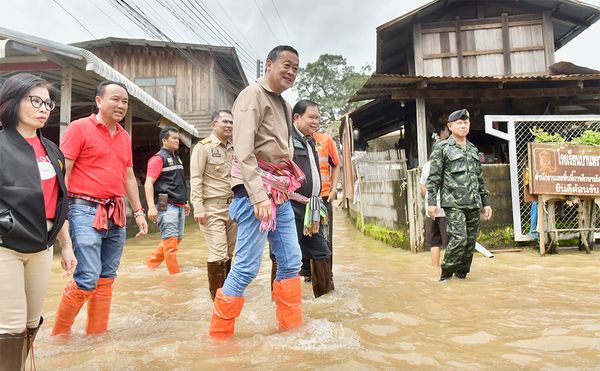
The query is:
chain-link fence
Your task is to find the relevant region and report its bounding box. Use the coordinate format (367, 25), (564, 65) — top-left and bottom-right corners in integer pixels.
(486, 115), (600, 241)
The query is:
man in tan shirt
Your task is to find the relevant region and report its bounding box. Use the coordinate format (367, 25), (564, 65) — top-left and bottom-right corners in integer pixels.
(190, 110), (236, 300)
(209, 45), (303, 339)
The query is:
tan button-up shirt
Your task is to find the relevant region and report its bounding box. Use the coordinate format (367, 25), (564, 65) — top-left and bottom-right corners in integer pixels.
(190, 133), (234, 215)
(232, 77), (292, 205)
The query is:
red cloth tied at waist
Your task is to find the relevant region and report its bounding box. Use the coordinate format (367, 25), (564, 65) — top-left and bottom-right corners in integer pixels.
(69, 193), (126, 231)
(231, 158), (305, 232)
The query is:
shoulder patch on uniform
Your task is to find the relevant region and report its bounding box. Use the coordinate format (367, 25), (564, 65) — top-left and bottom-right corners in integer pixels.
(200, 137), (211, 144)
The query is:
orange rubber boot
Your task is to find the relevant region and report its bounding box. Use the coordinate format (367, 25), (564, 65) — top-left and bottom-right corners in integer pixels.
(272, 276), (303, 332)
(146, 241), (165, 269)
(86, 277), (115, 335)
(163, 237), (180, 274)
(209, 289), (244, 340)
(51, 281), (93, 336)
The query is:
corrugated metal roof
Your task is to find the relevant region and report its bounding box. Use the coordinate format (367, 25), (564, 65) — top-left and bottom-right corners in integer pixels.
(351, 71), (600, 101)
(0, 27), (199, 138)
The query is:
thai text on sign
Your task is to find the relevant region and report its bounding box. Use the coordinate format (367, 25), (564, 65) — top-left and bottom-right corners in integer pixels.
(529, 142), (600, 196)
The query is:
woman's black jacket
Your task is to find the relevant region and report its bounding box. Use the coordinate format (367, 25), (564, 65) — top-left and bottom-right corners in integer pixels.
(0, 128), (68, 253)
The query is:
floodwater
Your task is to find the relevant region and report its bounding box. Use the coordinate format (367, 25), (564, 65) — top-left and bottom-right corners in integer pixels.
(37, 209), (600, 369)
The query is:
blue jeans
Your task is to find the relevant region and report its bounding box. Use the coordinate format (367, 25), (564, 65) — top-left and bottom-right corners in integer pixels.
(158, 204), (185, 240)
(69, 204), (126, 291)
(222, 197), (301, 297)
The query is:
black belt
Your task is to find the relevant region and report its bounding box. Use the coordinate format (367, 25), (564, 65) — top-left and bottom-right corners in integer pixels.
(69, 198), (98, 208)
(233, 185), (248, 199)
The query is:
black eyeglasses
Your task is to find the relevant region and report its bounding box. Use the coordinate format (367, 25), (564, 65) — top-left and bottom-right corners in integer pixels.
(28, 95), (56, 111)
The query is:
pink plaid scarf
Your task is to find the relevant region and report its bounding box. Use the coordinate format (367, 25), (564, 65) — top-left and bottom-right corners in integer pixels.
(231, 159), (305, 231)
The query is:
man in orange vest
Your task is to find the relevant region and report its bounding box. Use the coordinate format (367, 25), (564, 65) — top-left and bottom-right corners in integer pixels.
(299, 131), (340, 280)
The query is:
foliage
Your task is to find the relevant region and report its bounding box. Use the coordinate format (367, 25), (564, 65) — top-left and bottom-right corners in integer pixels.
(295, 54), (371, 135)
(354, 213), (409, 249)
(530, 127), (565, 143)
(477, 226), (515, 248)
(571, 130), (600, 146)
(363, 223), (410, 250)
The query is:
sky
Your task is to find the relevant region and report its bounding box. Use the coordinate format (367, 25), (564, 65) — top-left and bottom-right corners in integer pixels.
(1, 0), (600, 97)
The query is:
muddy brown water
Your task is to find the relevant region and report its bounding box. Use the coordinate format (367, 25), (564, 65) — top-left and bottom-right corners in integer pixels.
(37, 209), (600, 369)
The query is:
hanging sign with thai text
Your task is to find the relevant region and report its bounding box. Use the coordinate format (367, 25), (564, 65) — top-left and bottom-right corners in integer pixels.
(529, 142), (600, 196)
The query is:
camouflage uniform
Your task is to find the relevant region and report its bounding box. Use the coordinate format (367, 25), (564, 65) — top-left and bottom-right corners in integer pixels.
(426, 136), (489, 276)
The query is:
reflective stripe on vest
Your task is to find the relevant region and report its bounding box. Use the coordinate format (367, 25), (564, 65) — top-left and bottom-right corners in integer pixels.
(161, 165), (184, 172)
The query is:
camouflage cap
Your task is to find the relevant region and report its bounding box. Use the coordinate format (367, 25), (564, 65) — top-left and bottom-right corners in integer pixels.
(448, 108), (469, 122)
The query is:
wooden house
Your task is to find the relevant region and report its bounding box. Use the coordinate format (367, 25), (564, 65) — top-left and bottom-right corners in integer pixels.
(345, 0), (600, 168)
(0, 27), (198, 181)
(72, 38), (248, 139)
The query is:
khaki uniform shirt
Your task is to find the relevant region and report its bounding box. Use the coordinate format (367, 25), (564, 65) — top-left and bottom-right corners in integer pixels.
(190, 133), (234, 216)
(231, 77), (292, 205)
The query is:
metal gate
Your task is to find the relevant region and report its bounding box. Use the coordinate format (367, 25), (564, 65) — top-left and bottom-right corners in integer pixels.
(484, 115), (600, 242)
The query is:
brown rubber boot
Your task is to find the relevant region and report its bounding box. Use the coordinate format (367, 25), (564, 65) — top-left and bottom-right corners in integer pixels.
(225, 259), (232, 277)
(272, 276), (303, 332)
(86, 277), (115, 335)
(207, 261), (226, 301)
(25, 316), (43, 369)
(51, 280), (93, 336)
(311, 258), (335, 298)
(0, 330), (26, 371)
(208, 289), (244, 340)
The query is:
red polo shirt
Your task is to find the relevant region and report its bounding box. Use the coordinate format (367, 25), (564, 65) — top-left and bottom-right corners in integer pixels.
(60, 114), (133, 199)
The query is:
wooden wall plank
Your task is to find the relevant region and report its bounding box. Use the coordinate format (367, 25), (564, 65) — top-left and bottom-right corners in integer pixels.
(542, 11), (556, 69)
(502, 13), (512, 76)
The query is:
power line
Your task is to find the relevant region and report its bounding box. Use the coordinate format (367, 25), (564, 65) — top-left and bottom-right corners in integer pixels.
(271, 0), (293, 45)
(211, 0), (260, 57)
(51, 0), (96, 39)
(161, 0), (256, 75)
(106, 0), (247, 92)
(253, 0), (280, 44)
(190, 0), (258, 67)
(88, 0), (135, 38)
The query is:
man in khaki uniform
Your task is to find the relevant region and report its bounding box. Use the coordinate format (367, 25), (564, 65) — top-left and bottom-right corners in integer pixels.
(190, 110), (236, 300)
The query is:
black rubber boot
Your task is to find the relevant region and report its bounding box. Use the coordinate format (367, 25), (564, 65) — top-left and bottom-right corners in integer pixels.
(439, 267), (453, 281)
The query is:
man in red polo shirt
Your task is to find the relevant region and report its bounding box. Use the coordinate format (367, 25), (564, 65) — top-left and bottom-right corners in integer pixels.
(51, 80), (148, 336)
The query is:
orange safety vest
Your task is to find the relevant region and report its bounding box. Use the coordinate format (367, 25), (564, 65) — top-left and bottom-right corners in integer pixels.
(313, 132), (340, 198)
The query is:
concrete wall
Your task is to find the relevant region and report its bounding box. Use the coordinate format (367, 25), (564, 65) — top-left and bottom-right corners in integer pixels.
(349, 179), (408, 232)
(349, 164), (513, 235)
(481, 164), (512, 229)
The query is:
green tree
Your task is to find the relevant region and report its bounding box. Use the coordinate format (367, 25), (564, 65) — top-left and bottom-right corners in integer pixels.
(295, 54), (371, 135)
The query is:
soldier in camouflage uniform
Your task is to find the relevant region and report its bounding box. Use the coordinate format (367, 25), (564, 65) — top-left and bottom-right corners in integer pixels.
(426, 109), (493, 281)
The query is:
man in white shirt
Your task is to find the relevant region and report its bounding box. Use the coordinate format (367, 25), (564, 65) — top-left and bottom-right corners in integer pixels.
(419, 125), (450, 272)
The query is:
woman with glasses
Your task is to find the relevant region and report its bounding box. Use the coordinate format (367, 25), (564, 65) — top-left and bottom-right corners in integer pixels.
(0, 73), (76, 369)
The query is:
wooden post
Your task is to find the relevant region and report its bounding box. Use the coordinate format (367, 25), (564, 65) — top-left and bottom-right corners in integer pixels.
(124, 103), (133, 135)
(542, 11), (555, 70)
(455, 17), (464, 76)
(59, 67), (72, 142)
(416, 97), (427, 166)
(538, 195), (545, 255)
(501, 13), (512, 76)
(413, 24), (423, 76)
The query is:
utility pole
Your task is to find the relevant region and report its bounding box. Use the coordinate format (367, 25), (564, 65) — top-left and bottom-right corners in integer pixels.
(256, 59), (264, 79)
